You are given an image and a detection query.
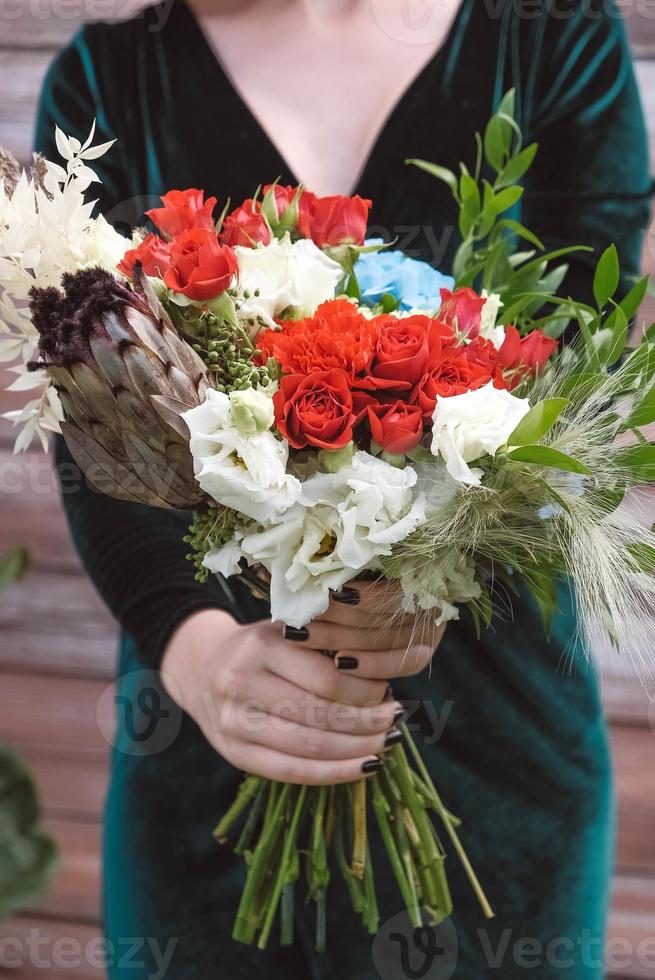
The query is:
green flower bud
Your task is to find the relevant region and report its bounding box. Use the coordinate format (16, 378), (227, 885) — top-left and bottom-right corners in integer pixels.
(318, 442), (355, 474)
(229, 388), (275, 434)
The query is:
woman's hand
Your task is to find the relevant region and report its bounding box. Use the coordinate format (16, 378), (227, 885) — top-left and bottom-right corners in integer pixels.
(161, 608), (403, 786)
(297, 579), (446, 681)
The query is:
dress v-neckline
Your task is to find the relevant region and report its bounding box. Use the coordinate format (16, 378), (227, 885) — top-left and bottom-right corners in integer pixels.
(178, 0), (472, 198)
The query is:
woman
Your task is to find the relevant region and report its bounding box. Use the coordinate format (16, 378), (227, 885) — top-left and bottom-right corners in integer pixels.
(35, 1), (651, 977)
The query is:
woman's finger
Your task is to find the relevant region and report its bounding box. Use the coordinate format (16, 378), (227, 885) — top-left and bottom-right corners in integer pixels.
(236, 709), (400, 761)
(267, 642), (387, 706)
(223, 738), (385, 786)
(282, 617), (420, 653)
(314, 579), (406, 628)
(333, 642), (439, 679)
(213, 663), (399, 736)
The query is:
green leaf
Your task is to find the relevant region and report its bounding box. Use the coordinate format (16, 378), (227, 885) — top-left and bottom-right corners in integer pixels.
(494, 218), (544, 250)
(483, 115), (509, 172)
(0, 548), (29, 590)
(593, 244), (620, 309)
(618, 275), (649, 321)
(496, 143), (538, 187)
(507, 445), (593, 475)
(489, 185), (523, 216)
(627, 542), (655, 572)
(615, 444), (655, 483)
(508, 398), (570, 446)
(620, 386), (655, 431)
(598, 304), (628, 366)
(406, 159), (458, 194)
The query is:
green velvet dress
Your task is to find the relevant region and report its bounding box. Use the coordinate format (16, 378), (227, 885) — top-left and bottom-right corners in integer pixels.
(34, 1), (652, 977)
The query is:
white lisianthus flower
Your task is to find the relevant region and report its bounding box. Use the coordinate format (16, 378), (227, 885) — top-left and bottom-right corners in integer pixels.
(430, 381), (530, 486)
(183, 388), (301, 524)
(395, 550), (481, 622)
(234, 235), (343, 330)
(202, 538), (246, 579)
(479, 290), (505, 349)
(241, 451), (427, 627)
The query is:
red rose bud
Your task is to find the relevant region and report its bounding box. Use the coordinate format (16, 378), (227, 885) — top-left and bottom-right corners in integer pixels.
(438, 287), (486, 339)
(263, 183), (300, 218)
(411, 348), (491, 418)
(274, 369), (355, 450)
(367, 400), (424, 454)
(146, 188), (217, 237)
(359, 314), (431, 391)
(220, 199), (272, 247)
(164, 229), (238, 302)
(117, 233), (172, 280)
(298, 192), (372, 247)
(498, 325), (557, 385)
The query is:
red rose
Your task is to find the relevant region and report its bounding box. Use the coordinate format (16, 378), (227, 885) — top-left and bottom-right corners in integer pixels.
(298, 192), (372, 247)
(498, 326), (557, 386)
(438, 287), (486, 339)
(358, 314), (432, 391)
(411, 348), (490, 418)
(164, 229), (237, 301)
(367, 400), (424, 454)
(220, 199), (271, 247)
(274, 369), (356, 450)
(117, 233), (171, 279)
(146, 189), (217, 237)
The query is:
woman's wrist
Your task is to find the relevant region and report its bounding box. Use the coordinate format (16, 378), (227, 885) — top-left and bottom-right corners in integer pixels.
(161, 607), (241, 702)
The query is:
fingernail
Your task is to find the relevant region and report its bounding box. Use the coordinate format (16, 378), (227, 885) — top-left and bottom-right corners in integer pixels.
(333, 587), (360, 605)
(384, 684), (394, 701)
(394, 705), (407, 724)
(284, 626), (309, 641)
(319, 649), (336, 658)
(362, 757), (383, 773)
(384, 728), (403, 748)
(337, 656), (359, 670)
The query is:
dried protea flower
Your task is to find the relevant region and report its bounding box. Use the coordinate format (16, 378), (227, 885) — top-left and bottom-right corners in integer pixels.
(30, 153), (53, 199)
(0, 147), (21, 197)
(29, 267), (210, 508)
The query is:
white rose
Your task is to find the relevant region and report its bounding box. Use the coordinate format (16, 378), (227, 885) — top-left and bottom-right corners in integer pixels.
(479, 290), (505, 349)
(82, 214), (129, 272)
(430, 381), (530, 485)
(235, 235), (343, 330)
(183, 388), (301, 524)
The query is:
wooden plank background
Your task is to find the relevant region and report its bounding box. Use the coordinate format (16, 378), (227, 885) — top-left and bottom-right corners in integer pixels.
(0, 3), (654, 977)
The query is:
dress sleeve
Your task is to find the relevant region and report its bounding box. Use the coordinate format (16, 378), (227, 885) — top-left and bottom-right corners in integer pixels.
(520, 0), (653, 299)
(35, 30), (266, 669)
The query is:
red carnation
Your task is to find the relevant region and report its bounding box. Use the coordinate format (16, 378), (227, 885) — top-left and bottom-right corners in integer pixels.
(274, 369), (356, 450)
(299, 192), (372, 247)
(257, 299), (379, 380)
(367, 400), (424, 454)
(146, 188), (217, 237)
(164, 229), (237, 302)
(220, 199), (271, 247)
(117, 233), (172, 279)
(438, 287), (486, 339)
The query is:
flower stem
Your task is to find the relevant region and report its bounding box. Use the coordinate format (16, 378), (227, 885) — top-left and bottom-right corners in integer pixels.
(351, 777), (367, 880)
(257, 785), (307, 950)
(213, 774), (262, 843)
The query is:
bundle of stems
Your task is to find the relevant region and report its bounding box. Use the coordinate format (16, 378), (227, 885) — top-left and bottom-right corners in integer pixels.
(214, 722), (493, 950)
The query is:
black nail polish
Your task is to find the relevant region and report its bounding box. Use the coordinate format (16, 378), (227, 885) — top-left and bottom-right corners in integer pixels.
(384, 728), (403, 748)
(284, 626), (309, 641)
(337, 656), (359, 670)
(319, 649), (336, 658)
(394, 706), (407, 724)
(384, 684), (394, 701)
(362, 757), (383, 774)
(333, 587), (360, 605)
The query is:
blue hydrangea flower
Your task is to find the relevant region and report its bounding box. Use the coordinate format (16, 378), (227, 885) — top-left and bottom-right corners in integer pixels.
(354, 244), (454, 311)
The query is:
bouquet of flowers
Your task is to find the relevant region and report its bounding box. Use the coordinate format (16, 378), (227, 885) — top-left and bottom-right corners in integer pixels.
(2, 93), (654, 951)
